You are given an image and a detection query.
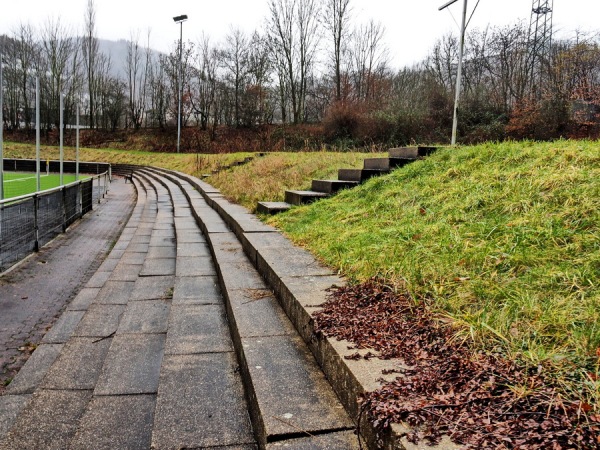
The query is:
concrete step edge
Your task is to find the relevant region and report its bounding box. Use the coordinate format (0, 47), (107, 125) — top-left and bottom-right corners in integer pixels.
(143, 168), (358, 448)
(154, 167), (458, 450)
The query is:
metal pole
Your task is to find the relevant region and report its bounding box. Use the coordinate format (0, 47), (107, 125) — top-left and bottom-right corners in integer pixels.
(0, 50), (4, 201)
(36, 77), (40, 192)
(76, 103), (80, 181)
(59, 94), (64, 185)
(176, 21), (183, 154)
(451, 0), (468, 146)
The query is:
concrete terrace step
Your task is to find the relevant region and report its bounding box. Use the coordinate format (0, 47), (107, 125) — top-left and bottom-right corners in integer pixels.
(0, 173), (258, 450)
(256, 201), (292, 215)
(144, 167), (358, 448)
(311, 179), (359, 194)
(362, 157), (416, 171)
(284, 190), (329, 206)
(152, 166), (459, 450)
(337, 168), (389, 182)
(388, 145), (437, 158)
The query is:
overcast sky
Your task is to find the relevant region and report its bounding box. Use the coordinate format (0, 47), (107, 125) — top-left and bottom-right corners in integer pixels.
(1, 0), (599, 68)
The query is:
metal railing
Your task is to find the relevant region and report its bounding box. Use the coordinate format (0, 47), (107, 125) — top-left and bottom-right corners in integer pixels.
(0, 170), (110, 272)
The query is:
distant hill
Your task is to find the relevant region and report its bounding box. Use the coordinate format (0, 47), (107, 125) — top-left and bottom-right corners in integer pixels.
(97, 38), (163, 80)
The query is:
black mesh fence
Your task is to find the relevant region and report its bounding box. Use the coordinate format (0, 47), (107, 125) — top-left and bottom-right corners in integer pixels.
(81, 180), (93, 215)
(0, 198), (36, 271)
(0, 164), (110, 272)
(37, 190), (64, 249)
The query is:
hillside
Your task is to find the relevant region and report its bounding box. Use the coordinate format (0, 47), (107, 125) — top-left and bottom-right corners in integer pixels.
(268, 140), (600, 411)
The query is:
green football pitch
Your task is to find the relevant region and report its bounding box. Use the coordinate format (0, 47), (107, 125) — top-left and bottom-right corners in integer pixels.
(2, 172), (90, 200)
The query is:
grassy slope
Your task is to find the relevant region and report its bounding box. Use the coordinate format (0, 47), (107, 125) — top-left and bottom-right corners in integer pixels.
(5, 139), (598, 403)
(3, 142), (373, 211)
(269, 140), (600, 395)
(208, 151), (373, 210)
(2, 142), (254, 175)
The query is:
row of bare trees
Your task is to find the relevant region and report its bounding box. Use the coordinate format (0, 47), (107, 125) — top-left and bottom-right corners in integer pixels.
(1, 0), (599, 144)
(0, 0), (391, 135)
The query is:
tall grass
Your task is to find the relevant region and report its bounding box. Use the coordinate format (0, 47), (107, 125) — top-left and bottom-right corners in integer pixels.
(208, 151), (373, 210)
(2, 142), (253, 176)
(269, 140), (600, 405)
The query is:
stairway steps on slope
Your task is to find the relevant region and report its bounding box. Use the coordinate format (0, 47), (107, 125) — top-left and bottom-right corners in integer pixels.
(363, 157), (416, 170)
(311, 179), (359, 194)
(337, 168), (389, 182)
(388, 145), (437, 158)
(147, 168), (358, 448)
(284, 190), (329, 206)
(256, 201), (291, 215)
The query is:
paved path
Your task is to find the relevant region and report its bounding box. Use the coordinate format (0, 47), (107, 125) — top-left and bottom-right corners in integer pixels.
(0, 179), (135, 393)
(0, 169), (360, 449)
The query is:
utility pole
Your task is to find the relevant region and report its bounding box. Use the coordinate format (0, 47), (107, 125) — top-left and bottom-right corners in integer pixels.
(439, 0), (468, 146)
(0, 50), (4, 200)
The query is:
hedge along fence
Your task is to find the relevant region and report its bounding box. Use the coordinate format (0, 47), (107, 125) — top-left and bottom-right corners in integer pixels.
(0, 159), (111, 272)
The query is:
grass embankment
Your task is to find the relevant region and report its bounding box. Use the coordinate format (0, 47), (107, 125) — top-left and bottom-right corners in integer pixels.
(208, 151), (372, 210)
(3, 142), (373, 211)
(2, 142), (253, 175)
(269, 140), (600, 408)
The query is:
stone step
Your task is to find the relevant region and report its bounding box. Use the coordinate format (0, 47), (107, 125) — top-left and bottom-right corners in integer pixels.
(0, 175), (172, 449)
(256, 201), (291, 215)
(337, 168), (389, 182)
(147, 168), (359, 448)
(155, 167), (462, 450)
(284, 190), (329, 206)
(388, 145), (437, 158)
(311, 179), (359, 194)
(363, 157), (415, 171)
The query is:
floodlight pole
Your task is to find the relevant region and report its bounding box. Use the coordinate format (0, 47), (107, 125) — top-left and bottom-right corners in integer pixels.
(439, 0), (468, 146)
(0, 50), (4, 201)
(60, 94), (64, 185)
(173, 14), (188, 154)
(36, 77), (40, 192)
(76, 103), (80, 181)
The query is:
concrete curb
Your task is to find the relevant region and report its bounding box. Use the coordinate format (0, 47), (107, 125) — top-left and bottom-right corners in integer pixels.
(151, 168), (457, 450)
(142, 169), (358, 448)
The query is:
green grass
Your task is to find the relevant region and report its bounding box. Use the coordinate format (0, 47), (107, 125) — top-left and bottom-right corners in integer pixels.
(3, 142), (374, 211)
(2, 172), (89, 199)
(268, 140), (600, 407)
(2, 142), (255, 177)
(208, 151), (374, 211)
(5, 139), (598, 407)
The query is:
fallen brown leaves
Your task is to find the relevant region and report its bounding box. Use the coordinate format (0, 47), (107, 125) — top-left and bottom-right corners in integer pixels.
(314, 280), (599, 449)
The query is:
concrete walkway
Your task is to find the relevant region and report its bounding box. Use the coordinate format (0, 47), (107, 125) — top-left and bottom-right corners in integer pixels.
(0, 170), (361, 450)
(0, 179), (136, 393)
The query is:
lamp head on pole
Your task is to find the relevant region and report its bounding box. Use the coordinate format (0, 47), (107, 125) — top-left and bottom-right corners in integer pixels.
(438, 0), (459, 11)
(173, 14), (188, 23)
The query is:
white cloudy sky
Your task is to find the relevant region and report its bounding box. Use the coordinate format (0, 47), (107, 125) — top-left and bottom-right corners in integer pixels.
(1, 0), (599, 67)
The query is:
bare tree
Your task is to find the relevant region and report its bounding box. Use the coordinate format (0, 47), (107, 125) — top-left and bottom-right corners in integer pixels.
(324, 0), (351, 102)
(221, 27), (250, 126)
(10, 24), (39, 130)
(190, 34), (219, 132)
(483, 23), (530, 113)
(2, 34), (23, 130)
(82, 0), (99, 129)
(425, 33), (458, 93)
(125, 31), (151, 129)
(244, 32), (273, 125)
(350, 20), (389, 102)
(267, 0), (321, 123)
(148, 54), (170, 129)
(40, 18), (80, 130)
